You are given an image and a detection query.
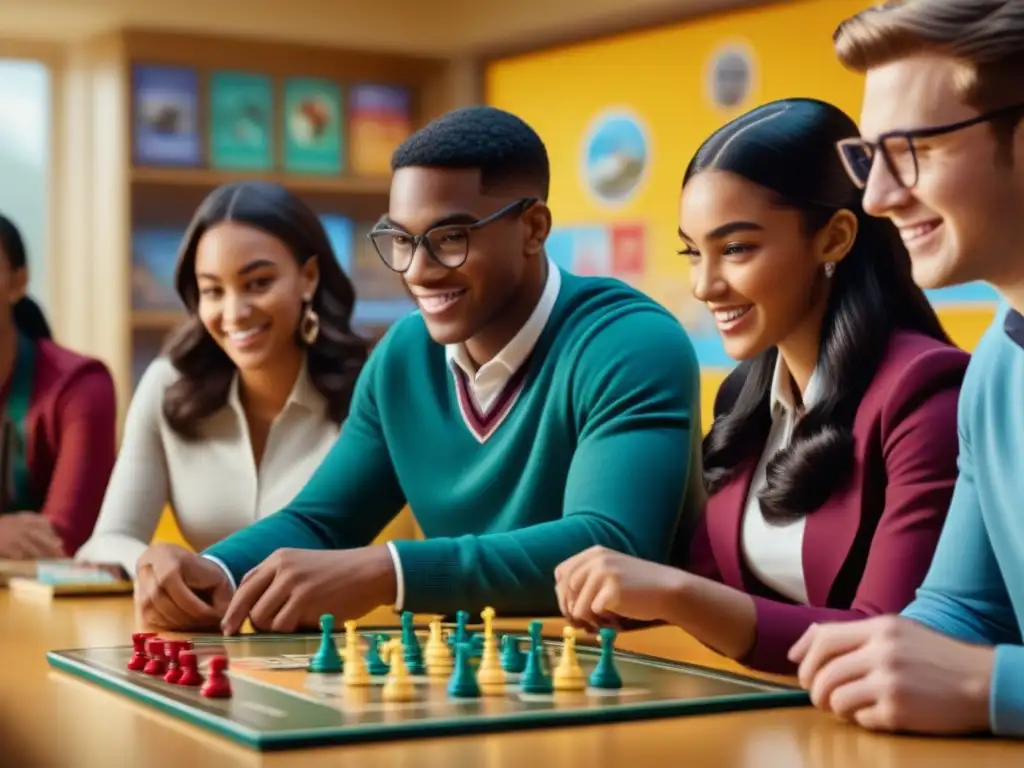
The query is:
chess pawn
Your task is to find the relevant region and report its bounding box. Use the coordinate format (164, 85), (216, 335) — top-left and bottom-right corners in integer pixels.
(553, 626), (585, 691)
(476, 631), (506, 689)
(381, 640), (415, 702)
(425, 620), (453, 677)
(308, 614), (343, 673)
(343, 620), (370, 686)
(588, 627), (623, 689)
(500, 635), (526, 673)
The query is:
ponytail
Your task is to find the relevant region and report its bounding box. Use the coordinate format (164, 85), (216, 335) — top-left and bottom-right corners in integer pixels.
(12, 297), (51, 341)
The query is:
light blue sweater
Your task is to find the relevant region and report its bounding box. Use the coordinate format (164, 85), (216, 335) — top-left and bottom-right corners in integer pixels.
(902, 304), (1024, 737)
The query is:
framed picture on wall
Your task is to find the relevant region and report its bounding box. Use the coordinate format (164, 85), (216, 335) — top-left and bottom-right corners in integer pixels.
(348, 84), (412, 177)
(283, 77), (343, 175)
(209, 70), (274, 170)
(131, 64), (201, 167)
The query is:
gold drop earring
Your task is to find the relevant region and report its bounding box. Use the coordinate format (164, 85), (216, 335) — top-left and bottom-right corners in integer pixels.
(300, 295), (320, 345)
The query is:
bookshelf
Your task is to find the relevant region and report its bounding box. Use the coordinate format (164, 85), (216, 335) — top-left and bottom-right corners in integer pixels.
(52, 27), (478, 421)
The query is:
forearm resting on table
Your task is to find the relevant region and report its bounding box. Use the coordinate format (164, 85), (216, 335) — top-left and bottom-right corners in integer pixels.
(659, 573), (759, 661)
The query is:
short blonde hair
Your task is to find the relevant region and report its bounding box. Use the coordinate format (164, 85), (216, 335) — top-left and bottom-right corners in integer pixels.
(834, 0), (1024, 112)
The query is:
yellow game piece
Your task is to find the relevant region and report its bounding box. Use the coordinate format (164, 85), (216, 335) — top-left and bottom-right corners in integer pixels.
(476, 606), (506, 690)
(553, 626), (585, 691)
(425, 620), (453, 677)
(381, 639), (416, 702)
(343, 620), (370, 686)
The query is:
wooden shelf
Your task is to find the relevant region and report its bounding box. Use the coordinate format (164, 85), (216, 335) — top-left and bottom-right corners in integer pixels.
(132, 309), (185, 331)
(131, 167), (391, 196)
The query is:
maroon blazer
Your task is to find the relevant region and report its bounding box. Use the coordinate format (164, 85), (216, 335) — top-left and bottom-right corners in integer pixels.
(686, 330), (969, 674)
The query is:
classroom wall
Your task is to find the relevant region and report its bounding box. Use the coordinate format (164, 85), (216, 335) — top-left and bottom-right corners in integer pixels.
(485, 0), (998, 430)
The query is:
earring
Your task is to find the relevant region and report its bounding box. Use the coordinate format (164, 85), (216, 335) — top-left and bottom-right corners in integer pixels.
(824, 262), (836, 279)
(300, 296), (320, 345)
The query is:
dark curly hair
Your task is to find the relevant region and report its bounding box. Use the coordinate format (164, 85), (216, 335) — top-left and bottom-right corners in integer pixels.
(391, 105), (550, 200)
(691, 98), (951, 524)
(0, 214), (52, 341)
(162, 181), (368, 438)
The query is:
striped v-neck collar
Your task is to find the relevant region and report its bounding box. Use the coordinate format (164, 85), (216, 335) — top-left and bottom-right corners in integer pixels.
(446, 259), (560, 443)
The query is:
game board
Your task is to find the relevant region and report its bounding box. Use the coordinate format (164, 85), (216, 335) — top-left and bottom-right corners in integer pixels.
(47, 610), (809, 751)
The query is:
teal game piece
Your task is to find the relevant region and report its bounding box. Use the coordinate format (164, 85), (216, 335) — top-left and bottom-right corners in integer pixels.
(500, 635), (526, 673)
(588, 627), (622, 689)
(447, 610), (472, 649)
(400, 611), (426, 675)
(519, 620), (552, 694)
(446, 641), (480, 698)
(308, 614), (343, 673)
(363, 634), (389, 676)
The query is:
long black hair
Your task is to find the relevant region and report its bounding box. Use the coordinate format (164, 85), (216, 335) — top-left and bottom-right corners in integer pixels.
(162, 181), (369, 438)
(0, 214), (52, 341)
(691, 98), (950, 523)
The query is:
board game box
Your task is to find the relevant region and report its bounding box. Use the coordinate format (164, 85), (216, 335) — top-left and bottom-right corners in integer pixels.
(47, 610), (809, 751)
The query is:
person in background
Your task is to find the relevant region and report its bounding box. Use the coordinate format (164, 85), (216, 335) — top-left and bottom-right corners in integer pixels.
(0, 214), (117, 559)
(790, 0), (1024, 739)
(555, 98), (968, 675)
(130, 105), (703, 634)
(75, 181), (368, 588)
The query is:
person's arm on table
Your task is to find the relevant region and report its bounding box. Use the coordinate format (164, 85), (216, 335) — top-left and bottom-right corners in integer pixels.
(387, 310), (700, 617)
(39, 365), (118, 556)
(789, 380), (1022, 736)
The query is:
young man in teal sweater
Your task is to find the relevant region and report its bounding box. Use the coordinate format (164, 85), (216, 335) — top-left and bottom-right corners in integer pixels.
(134, 105), (704, 633)
(789, 0), (1024, 739)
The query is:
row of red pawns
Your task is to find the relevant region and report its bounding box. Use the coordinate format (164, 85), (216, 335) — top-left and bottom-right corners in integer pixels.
(127, 632), (232, 698)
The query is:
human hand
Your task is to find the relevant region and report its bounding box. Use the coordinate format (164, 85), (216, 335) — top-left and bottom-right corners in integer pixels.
(554, 545), (685, 631)
(135, 543), (233, 631)
(220, 545), (398, 635)
(0, 513), (65, 559)
(789, 615), (994, 735)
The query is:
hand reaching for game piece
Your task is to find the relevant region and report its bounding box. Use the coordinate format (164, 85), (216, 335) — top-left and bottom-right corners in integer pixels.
(554, 546), (686, 631)
(0, 513), (65, 559)
(135, 543), (233, 631)
(219, 545), (398, 636)
(789, 615), (995, 735)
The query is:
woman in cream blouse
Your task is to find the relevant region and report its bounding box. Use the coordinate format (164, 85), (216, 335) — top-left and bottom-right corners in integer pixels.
(77, 181), (368, 576)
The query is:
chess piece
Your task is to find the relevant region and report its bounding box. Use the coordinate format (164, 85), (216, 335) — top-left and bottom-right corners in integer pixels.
(381, 639), (415, 702)
(476, 606), (506, 689)
(553, 626), (585, 691)
(588, 627), (623, 689)
(308, 614), (343, 673)
(519, 620), (552, 694)
(343, 620), (370, 686)
(200, 655), (232, 698)
(143, 638), (166, 675)
(446, 641), (481, 698)
(400, 611), (426, 675)
(425, 620), (453, 677)
(175, 652), (203, 686)
(364, 633), (390, 676)
(127, 632), (156, 671)
(500, 635), (526, 673)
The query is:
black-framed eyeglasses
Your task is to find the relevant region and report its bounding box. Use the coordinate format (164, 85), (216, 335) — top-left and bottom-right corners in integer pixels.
(367, 197), (538, 273)
(836, 101), (1024, 190)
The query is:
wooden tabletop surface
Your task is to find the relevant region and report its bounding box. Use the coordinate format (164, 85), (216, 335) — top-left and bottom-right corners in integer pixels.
(2, 590), (1018, 767)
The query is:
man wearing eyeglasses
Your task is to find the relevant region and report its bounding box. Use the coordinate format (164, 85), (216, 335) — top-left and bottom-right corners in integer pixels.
(788, 0), (1024, 740)
(133, 105), (704, 635)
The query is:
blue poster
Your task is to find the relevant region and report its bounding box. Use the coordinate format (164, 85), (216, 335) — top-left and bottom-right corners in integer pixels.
(209, 71), (274, 170)
(132, 64), (201, 166)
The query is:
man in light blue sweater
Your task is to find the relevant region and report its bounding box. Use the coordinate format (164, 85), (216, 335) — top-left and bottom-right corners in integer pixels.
(788, 0), (1024, 738)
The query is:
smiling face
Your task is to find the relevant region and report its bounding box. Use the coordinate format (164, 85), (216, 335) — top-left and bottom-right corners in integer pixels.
(858, 54), (1024, 290)
(680, 170), (844, 362)
(193, 221), (318, 371)
(383, 166), (549, 350)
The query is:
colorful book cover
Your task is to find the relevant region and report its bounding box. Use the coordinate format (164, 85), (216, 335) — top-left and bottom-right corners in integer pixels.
(131, 227), (185, 309)
(209, 70), (274, 170)
(131, 64), (201, 167)
(283, 78), (343, 175)
(348, 84), (412, 177)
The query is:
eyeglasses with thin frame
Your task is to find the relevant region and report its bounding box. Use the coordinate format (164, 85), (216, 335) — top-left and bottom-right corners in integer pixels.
(836, 101), (1024, 190)
(367, 197), (538, 273)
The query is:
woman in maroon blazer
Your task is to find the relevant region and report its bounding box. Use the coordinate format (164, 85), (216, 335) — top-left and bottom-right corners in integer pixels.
(553, 98), (968, 675)
(0, 214), (117, 559)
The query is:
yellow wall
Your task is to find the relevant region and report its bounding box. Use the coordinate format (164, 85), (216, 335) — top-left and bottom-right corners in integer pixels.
(485, 0), (996, 430)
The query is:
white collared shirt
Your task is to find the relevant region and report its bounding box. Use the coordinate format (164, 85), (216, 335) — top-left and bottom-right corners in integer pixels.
(739, 354), (821, 605)
(76, 356), (340, 577)
(387, 258), (562, 609)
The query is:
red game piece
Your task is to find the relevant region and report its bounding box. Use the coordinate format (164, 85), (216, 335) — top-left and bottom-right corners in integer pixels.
(200, 655), (232, 699)
(175, 652), (203, 686)
(127, 632), (156, 671)
(163, 641), (187, 684)
(143, 639), (166, 675)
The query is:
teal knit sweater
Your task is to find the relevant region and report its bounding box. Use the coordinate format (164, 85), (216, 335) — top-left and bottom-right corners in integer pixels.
(204, 269), (704, 615)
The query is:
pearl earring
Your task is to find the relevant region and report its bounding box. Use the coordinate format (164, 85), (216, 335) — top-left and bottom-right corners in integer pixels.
(824, 262), (836, 278)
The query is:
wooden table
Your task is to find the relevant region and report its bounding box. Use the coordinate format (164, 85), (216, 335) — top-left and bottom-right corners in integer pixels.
(1, 591), (1017, 767)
